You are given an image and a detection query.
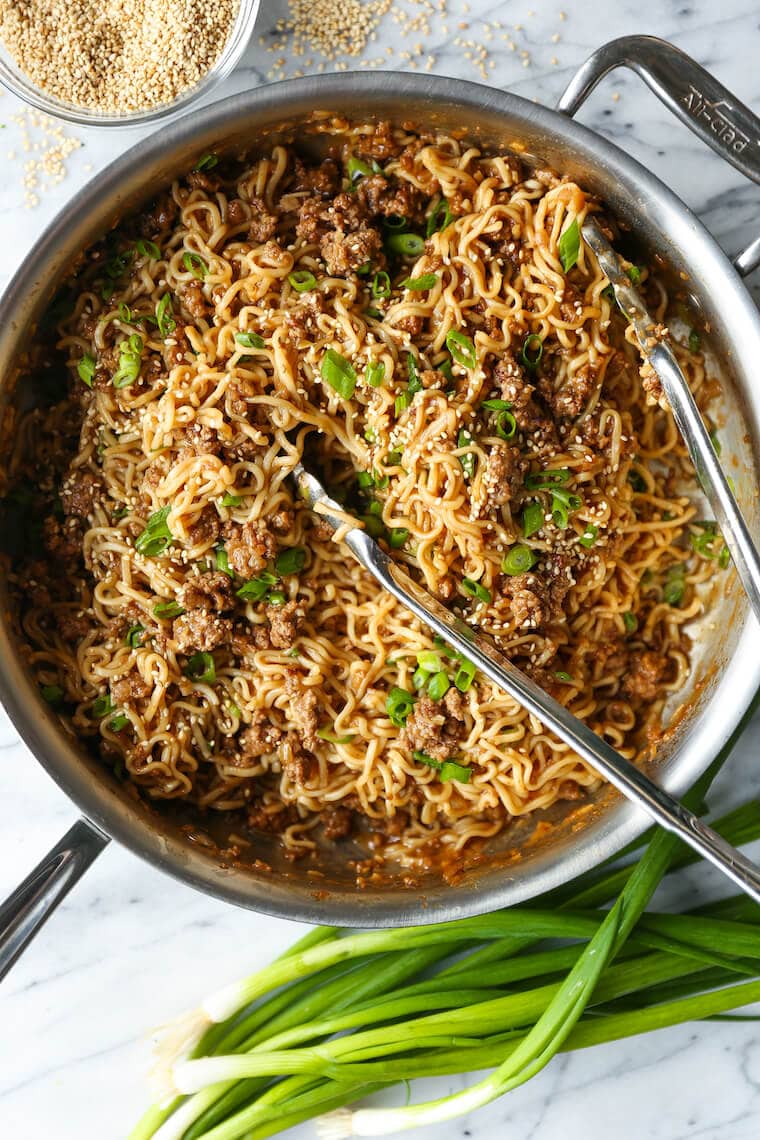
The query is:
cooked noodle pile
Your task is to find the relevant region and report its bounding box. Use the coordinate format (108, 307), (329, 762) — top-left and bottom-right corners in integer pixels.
(9, 118), (726, 865)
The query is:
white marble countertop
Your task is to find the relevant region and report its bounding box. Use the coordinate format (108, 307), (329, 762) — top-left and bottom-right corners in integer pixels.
(1, 1), (760, 1137)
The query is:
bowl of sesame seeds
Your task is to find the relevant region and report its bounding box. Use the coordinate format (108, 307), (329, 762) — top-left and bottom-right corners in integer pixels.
(0, 0), (261, 127)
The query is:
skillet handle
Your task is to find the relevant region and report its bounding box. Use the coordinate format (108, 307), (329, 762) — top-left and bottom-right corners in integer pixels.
(557, 35), (760, 276)
(0, 817), (109, 982)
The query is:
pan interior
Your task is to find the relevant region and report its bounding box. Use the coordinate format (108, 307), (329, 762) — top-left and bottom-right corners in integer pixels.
(0, 79), (757, 925)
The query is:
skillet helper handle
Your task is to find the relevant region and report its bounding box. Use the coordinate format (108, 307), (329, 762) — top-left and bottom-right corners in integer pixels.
(557, 34), (760, 275)
(0, 817), (109, 982)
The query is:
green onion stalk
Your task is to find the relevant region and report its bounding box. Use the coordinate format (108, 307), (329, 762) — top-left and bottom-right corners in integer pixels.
(132, 702), (760, 1140)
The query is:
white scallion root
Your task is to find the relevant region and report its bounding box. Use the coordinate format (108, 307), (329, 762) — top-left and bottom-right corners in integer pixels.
(316, 1109), (356, 1140)
(148, 1007), (212, 1103)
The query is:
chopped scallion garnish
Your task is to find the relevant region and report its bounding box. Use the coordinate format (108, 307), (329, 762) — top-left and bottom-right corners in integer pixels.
(402, 273), (438, 291)
(321, 349), (356, 400)
(156, 294), (176, 337)
(426, 197), (455, 237)
(108, 714), (130, 732)
(112, 334), (143, 389)
(461, 577), (491, 604)
(215, 546), (233, 577)
(663, 564), (686, 606)
(386, 232), (425, 256)
(184, 652), (216, 684)
(347, 156), (373, 182)
(389, 527), (409, 548)
(520, 334), (543, 371)
(237, 572), (278, 602)
(525, 468), (570, 490)
(194, 152), (218, 171)
(623, 611), (638, 633)
(366, 360), (385, 387)
(41, 684), (64, 705)
(558, 218), (580, 272)
(427, 671), (450, 701)
(289, 270), (317, 292)
(136, 239), (161, 260)
(274, 547), (306, 576)
(235, 331), (265, 349)
(316, 726), (356, 744)
(522, 503), (544, 539)
(77, 353), (96, 388)
(372, 271), (391, 299)
(578, 524), (599, 548)
(221, 492), (242, 507)
(125, 624), (144, 648)
(135, 505), (172, 557)
(153, 600), (184, 619)
(454, 658), (476, 692)
(182, 252), (208, 279)
(386, 686), (415, 726)
(92, 693), (114, 718)
(457, 429), (475, 479)
(501, 545), (536, 576)
(446, 330), (476, 369)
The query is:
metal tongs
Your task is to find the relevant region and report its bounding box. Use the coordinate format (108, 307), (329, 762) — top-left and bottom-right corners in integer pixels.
(295, 462), (760, 906)
(583, 218), (760, 622)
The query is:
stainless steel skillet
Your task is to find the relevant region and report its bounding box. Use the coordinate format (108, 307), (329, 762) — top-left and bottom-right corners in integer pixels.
(1, 36), (759, 976)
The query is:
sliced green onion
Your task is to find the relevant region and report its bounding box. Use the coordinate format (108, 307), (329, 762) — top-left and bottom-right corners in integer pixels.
(221, 492), (242, 507)
(428, 671), (450, 701)
(364, 427), (377, 443)
(274, 547), (306, 576)
(235, 331), (265, 349)
(184, 652), (216, 684)
(183, 252), (208, 279)
(118, 302), (133, 323)
(402, 273), (438, 291)
(365, 308), (383, 321)
(454, 658), (476, 692)
(629, 468), (647, 493)
(522, 503), (544, 539)
(520, 334), (544, 371)
(357, 471), (375, 490)
(215, 546), (233, 577)
(407, 353), (423, 393)
(361, 513), (386, 538)
(663, 565), (686, 606)
(356, 262), (373, 277)
(480, 397), (516, 439)
(226, 699), (242, 718)
(446, 330), (476, 369)
(104, 249), (133, 279)
(426, 198), (454, 237)
(627, 265), (642, 285)
(559, 218), (580, 272)
(395, 391), (413, 416)
(266, 590), (287, 606)
(136, 239), (161, 260)
(153, 600), (184, 619)
(386, 686), (415, 726)
(383, 215), (407, 231)
(156, 294), (176, 337)
(554, 670), (574, 683)
(347, 156), (373, 182)
(438, 358), (455, 383)
(316, 726), (356, 744)
(525, 468), (571, 490)
(194, 152), (218, 171)
(77, 353), (96, 388)
(441, 759), (472, 783)
(112, 334), (143, 389)
(135, 505), (172, 557)
(237, 571), (278, 602)
(709, 429), (722, 457)
(108, 714), (130, 732)
(374, 471), (390, 490)
(719, 545), (731, 569)
(41, 684), (64, 705)
(461, 577), (491, 604)
(417, 650), (443, 673)
(551, 487), (582, 530)
(366, 360), (385, 387)
(385, 449), (403, 466)
(289, 270), (317, 292)
(502, 544), (537, 576)
(321, 349), (357, 399)
(688, 329), (701, 353)
(92, 693), (114, 718)
(126, 623), (144, 648)
(389, 527), (409, 549)
(457, 429), (475, 479)
(578, 524), (599, 548)
(372, 271), (391, 299)
(623, 611), (638, 633)
(386, 232), (425, 256)
(412, 666), (431, 690)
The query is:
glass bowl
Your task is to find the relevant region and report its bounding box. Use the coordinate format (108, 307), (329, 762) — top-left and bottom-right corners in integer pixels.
(0, 0), (261, 128)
